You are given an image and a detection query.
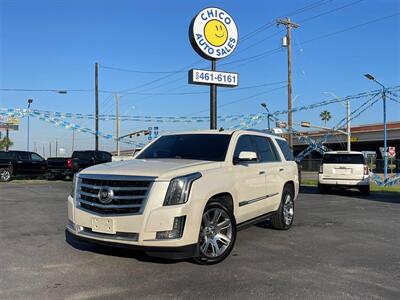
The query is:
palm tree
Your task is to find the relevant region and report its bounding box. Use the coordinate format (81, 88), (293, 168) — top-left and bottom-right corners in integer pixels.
(0, 137), (13, 151)
(320, 110), (331, 125)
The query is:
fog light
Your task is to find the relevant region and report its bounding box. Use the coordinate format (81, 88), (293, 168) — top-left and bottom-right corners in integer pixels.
(156, 216), (186, 240)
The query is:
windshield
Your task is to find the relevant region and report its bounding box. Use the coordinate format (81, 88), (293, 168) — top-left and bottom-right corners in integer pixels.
(322, 154), (365, 164)
(137, 134), (232, 161)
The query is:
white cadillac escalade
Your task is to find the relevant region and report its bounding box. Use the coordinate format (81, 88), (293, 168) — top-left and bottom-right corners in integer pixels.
(67, 130), (299, 264)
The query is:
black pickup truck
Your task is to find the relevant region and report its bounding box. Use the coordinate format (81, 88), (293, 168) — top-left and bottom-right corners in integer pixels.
(0, 151), (47, 182)
(46, 150), (112, 180)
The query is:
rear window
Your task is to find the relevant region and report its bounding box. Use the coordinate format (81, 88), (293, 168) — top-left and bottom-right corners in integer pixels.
(0, 152), (13, 159)
(322, 154), (365, 164)
(73, 151), (95, 159)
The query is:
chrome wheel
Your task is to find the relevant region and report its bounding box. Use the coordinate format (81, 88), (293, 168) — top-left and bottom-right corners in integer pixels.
(283, 194), (294, 226)
(199, 208), (233, 258)
(0, 169), (11, 182)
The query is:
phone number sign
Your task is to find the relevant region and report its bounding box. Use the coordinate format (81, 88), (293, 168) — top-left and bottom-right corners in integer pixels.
(189, 69), (238, 87)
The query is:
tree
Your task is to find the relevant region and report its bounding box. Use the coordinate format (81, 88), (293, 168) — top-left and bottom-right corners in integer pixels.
(320, 110), (332, 125)
(0, 137), (13, 151)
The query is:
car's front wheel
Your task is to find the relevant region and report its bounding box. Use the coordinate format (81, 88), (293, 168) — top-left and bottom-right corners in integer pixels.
(0, 168), (12, 182)
(194, 200), (236, 265)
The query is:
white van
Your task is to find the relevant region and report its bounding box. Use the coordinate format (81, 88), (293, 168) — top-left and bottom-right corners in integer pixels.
(318, 151), (370, 195)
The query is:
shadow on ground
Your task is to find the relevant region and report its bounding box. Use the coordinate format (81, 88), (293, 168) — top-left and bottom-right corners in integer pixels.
(300, 185), (400, 204)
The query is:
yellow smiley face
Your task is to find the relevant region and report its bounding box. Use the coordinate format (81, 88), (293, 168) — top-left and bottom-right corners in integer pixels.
(204, 19), (228, 47)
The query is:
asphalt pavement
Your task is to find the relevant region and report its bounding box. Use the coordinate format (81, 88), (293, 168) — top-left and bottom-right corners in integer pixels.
(0, 182), (399, 299)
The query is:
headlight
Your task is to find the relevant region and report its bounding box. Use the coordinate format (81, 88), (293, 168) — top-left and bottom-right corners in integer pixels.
(70, 173), (78, 198)
(163, 173), (202, 206)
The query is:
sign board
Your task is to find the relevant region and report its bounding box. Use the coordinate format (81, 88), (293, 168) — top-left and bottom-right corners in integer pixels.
(0, 124), (19, 131)
(388, 146), (396, 157)
(147, 126), (159, 140)
(7, 117), (20, 125)
(189, 7), (238, 60)
(380, 147), (396, 158)
(276, 121), (287, 128)
(189, 69), (238, 87)
(350, 137), (359, 142)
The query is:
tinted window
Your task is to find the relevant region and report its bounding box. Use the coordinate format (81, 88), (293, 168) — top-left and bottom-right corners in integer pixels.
(276, 139), (295, 161)
(322, 154), (365, 164)
(251, 136), (280, 162)
(73, 151), (94, 159)
(233, 135), (257, 159)
(31, 153), (43, 161)
(17, 152), (30, 161)
(102, 152), (112, 161)
(137, 134), (231, 161)
(0, 152), (13, 159)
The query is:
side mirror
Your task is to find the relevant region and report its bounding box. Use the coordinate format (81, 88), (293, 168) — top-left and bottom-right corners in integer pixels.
(234, 151), (258, 164)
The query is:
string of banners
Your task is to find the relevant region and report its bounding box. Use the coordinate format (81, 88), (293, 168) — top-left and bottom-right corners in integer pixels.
(2, 85), (398, 123)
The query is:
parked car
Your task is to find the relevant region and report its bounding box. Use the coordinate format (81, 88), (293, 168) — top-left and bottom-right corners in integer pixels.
(47, 150), (112, 180)
(0, 150), (47, 182)
(318, 151), (370, 195)
(66, 130), (299, 264)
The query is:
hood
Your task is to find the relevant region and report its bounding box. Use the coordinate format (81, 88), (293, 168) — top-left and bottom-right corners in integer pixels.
(80, 158), (223, 181)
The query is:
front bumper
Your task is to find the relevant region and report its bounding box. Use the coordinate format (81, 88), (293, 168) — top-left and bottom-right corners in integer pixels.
(318, 174), (370, 186)
(67, 179), (204, 257)
(65, 227), (197, 259)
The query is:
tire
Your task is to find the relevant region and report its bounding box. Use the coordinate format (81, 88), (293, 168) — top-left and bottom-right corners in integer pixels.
(271, 185), (295, 230)
(0, 168), (12, 182)
(193, 200), (236, 265)
(359, 185), (370, 196)
(318, 183), (329, 194)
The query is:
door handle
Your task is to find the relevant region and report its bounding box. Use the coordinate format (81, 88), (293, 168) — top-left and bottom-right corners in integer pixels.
(259, 171), (265, 175)
(279, 168), (284, 172)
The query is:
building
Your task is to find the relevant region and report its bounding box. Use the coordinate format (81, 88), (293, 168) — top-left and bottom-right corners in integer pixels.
(293, 121), (400, 172)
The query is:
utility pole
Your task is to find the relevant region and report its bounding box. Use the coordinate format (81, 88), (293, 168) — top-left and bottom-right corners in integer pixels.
(55, 139), (58, 157)
(49, 142), (52, 157)
(277, 17), (299, 149)
(364, 73), (388, 180)
(27, 99), (33, 151)
(346, 100), (351, 151)
(95, 62), (99, 151)
(115, 94), (120, 156)
(72, 130), (75, 154)
(210, 59), (217, 129)
(42, 144), (45, 158)
(5, 123), (9, 151)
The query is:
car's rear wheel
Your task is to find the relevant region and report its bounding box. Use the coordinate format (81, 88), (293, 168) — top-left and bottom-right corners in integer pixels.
(318, 183), (330, 194)
(194, 201), (236, 265)
(0, 168), (12, 182)
(271, 185), (294, 230)
(359, 185), (370, 196)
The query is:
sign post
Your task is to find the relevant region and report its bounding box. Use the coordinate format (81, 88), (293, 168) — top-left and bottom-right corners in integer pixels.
(189, 7), (238, 129)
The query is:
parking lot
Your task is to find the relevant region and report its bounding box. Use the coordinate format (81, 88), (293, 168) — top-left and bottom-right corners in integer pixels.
(0, 181), (399, 299)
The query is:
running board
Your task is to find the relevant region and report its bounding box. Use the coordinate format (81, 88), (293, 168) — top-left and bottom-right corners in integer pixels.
(236, 211), (276, 231)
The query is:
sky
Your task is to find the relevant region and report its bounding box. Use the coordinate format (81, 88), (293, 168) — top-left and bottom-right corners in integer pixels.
(0, 0), (399, 156)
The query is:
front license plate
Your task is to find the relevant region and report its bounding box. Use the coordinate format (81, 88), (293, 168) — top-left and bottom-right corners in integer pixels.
(92, 217), (115, 234)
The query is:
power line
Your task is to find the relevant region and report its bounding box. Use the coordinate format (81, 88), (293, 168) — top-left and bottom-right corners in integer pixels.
(99, 0), (334, 93)
(184, 85), (288, 117)
(112, 81), (287, 96)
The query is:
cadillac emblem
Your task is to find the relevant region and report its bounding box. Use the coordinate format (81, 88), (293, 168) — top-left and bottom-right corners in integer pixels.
(98, 187), (114, 204)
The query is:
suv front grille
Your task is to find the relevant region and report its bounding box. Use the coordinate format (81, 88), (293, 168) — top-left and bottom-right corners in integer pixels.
(76, 175), (154, 215)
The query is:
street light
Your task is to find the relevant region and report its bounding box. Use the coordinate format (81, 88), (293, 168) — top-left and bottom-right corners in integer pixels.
(27, 99), (33, 151)
(364, 73), (387, 180)
(323, 91), (351, 151)
(299, 121), (349, 136)
(260, 103), (272, 131)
